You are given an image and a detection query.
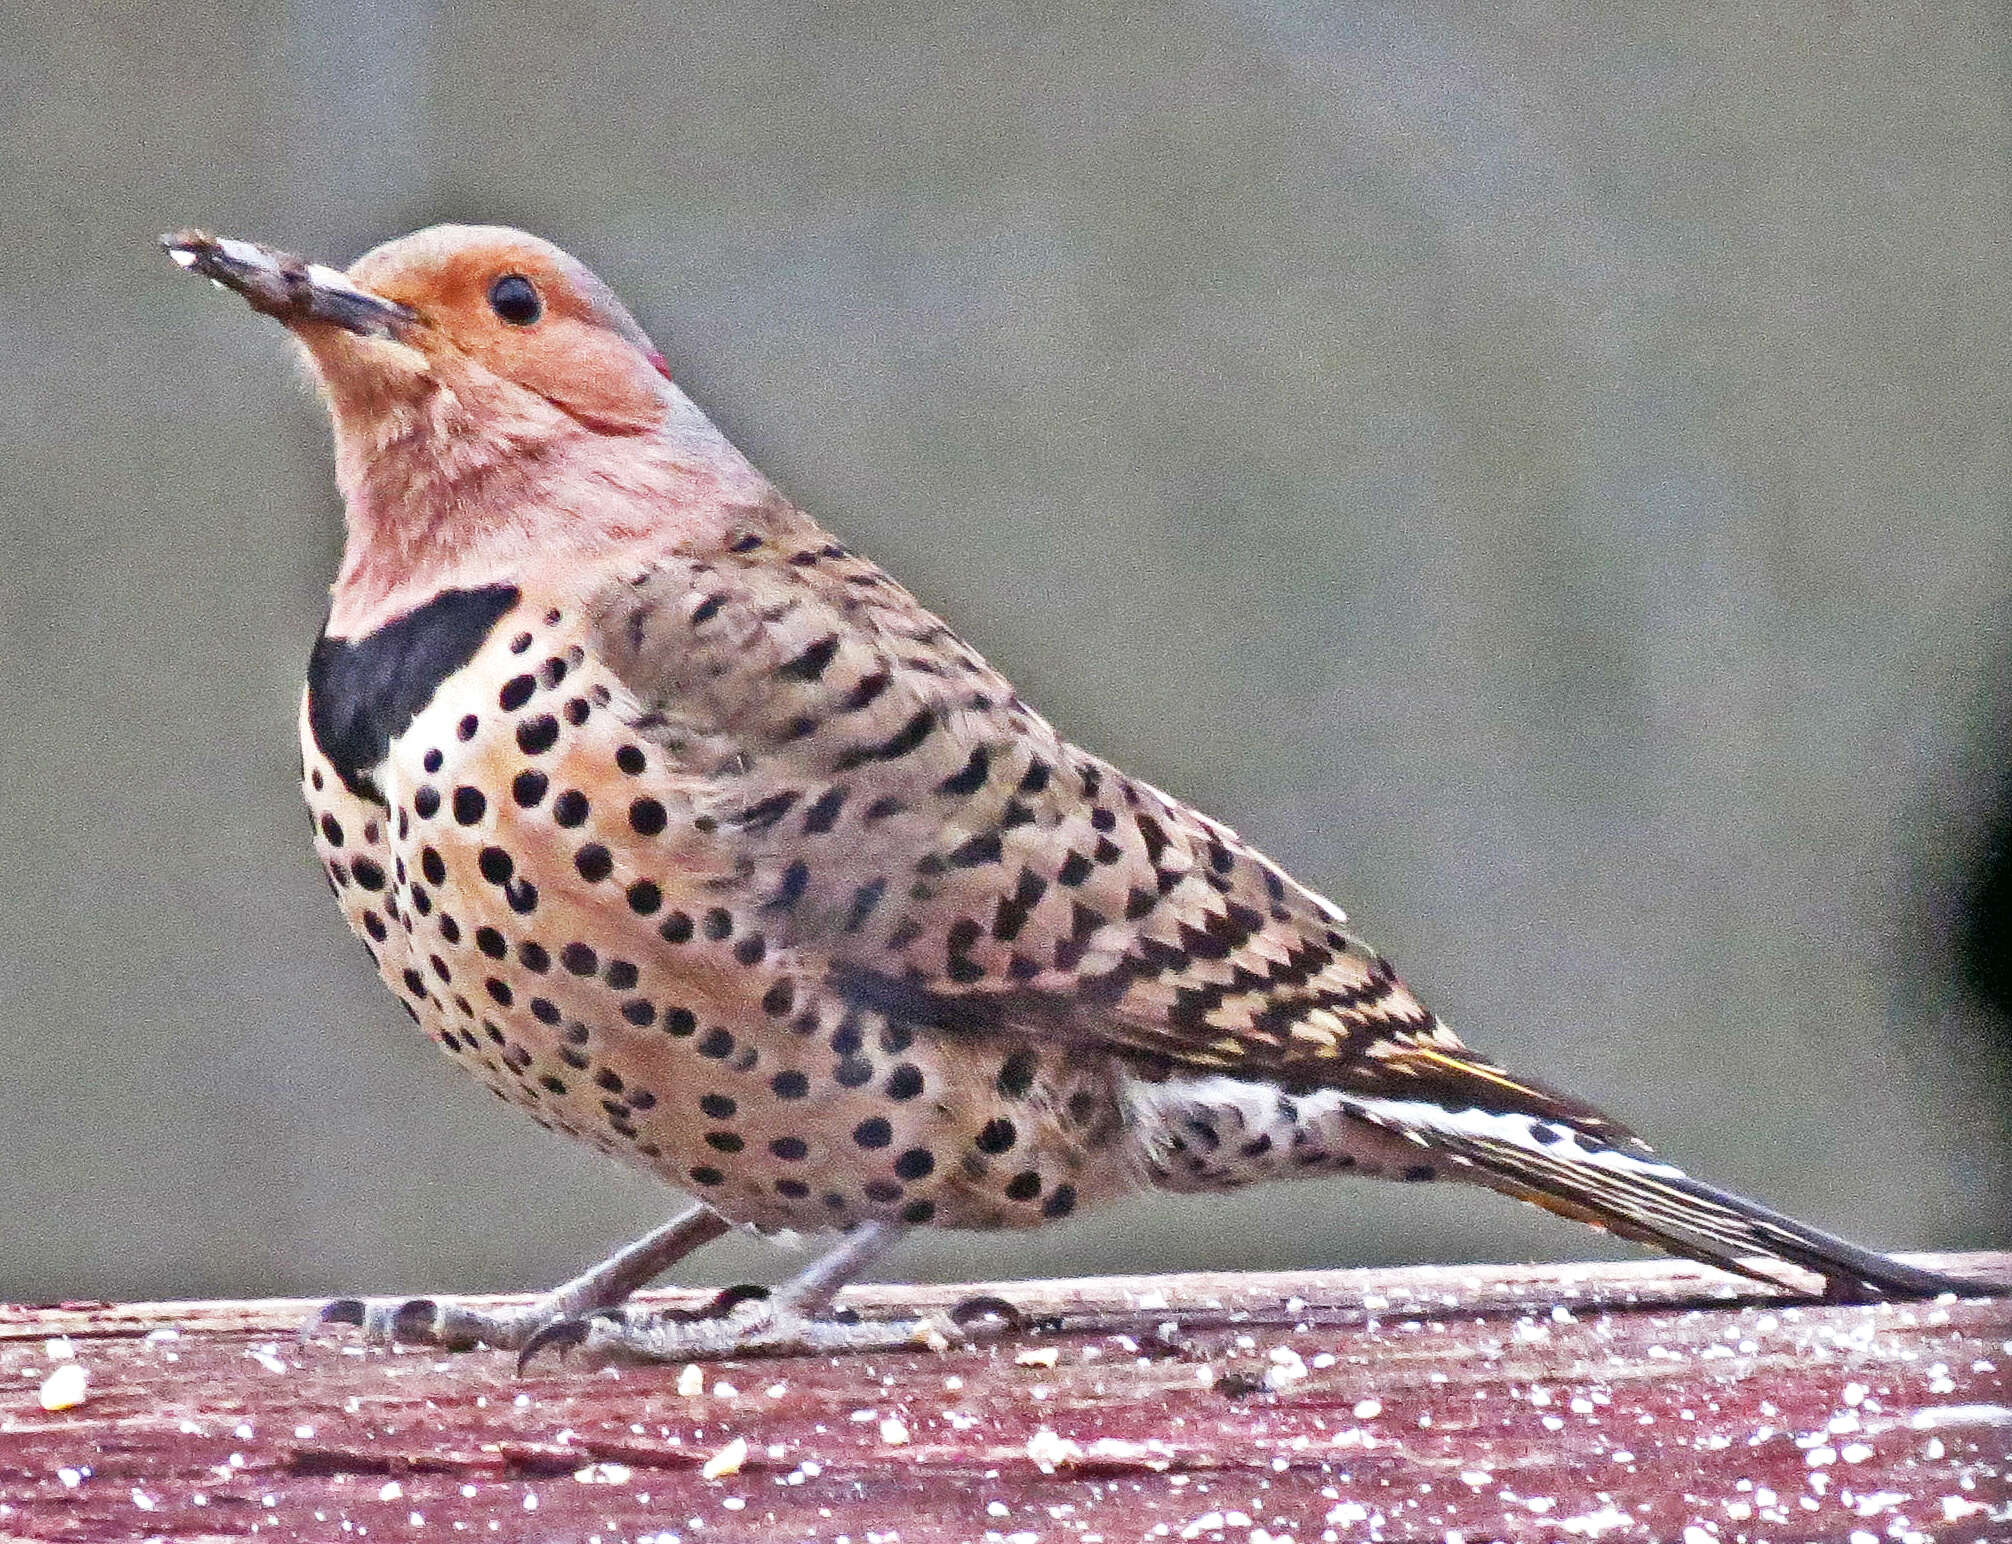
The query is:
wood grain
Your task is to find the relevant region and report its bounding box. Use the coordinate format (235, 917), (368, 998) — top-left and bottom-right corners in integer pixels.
(2, 1254), (2007, 1542)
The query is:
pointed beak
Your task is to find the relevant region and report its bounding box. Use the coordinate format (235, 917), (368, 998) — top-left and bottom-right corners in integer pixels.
(161, 230), (415, 340)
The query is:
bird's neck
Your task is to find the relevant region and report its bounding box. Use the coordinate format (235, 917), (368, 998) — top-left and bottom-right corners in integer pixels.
(323, 380), (776, 637)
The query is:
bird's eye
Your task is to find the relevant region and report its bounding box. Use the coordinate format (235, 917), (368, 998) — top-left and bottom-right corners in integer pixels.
(488, 274), (542, 326)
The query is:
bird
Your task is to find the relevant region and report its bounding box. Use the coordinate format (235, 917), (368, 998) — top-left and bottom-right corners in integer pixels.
(162, 224), (1983, 1363)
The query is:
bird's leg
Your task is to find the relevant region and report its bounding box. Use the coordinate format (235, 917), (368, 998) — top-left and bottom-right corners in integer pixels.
(314, 1205), (732, 1351)
(520, 1220), (982, 1366)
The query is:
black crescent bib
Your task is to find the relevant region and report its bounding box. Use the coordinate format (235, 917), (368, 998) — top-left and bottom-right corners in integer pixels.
(307, 585), (521, 800)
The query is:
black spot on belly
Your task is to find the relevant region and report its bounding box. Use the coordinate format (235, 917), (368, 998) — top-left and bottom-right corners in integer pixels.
(307, 586), (520, 800)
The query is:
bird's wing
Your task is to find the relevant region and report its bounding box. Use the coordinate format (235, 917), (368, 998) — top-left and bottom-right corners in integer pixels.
(585, 533), (1636, 1142)
(587, 536), (1988, 1300)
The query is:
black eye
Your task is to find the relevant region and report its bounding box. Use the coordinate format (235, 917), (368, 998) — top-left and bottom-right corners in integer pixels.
(488, 274), (541, 325)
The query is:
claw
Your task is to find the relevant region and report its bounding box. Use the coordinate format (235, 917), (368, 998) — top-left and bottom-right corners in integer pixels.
(656, 1283), (769, 1324)
(389, 1297), (440, 1341)
(516, 1316), (593, 1374)
(700, 1283), (770, 1319)
(948, 1293), (1022, 1332)
(306, 1297), (366, 1340)
(307, 1295), (444, 1347)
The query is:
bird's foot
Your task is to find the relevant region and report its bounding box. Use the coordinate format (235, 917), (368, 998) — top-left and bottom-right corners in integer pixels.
(311, 1280), (773, 1354)
(311, 1293), (572, 1352)
(308, 1206), (735, 1354)
(516, 1287), (1011, 1369)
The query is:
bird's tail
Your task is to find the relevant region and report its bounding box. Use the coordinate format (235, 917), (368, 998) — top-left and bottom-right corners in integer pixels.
(1342, 1079), (1983, 1301)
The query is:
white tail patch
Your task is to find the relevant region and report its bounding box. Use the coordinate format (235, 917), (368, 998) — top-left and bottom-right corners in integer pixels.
(1345, 1098), (1686, 1179)
(1125, 1072), (1688, 1194)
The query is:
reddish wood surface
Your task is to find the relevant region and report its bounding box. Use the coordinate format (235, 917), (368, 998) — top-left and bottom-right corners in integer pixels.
(2, 1254), (2007, 1543)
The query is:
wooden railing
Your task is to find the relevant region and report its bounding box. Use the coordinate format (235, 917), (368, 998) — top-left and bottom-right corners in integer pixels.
(3, 1253), (2007, 1541)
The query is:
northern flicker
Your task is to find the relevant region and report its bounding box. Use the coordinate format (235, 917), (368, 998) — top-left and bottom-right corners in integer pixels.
(164, 224), (1981, 1363)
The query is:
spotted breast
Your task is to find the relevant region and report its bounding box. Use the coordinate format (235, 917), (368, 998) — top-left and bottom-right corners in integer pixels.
(302, 571), (1135, 1236)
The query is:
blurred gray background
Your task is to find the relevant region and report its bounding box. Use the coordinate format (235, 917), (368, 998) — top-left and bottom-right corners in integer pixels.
(3, 1), (2007, 1305)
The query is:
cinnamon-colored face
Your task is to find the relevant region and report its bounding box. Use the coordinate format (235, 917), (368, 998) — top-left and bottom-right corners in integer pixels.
(164, 224), (677, 440)
(167, 223), (761, 627)
(342, 225), (672, 436)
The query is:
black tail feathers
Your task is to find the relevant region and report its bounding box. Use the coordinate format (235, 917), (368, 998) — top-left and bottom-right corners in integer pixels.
(1345, 1093), (1989, 1301)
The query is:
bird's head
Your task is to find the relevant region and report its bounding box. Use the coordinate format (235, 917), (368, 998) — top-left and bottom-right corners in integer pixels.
(165, 225), (769, 628)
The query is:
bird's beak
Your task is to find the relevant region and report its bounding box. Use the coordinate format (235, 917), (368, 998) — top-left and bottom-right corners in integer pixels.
(162, 230), (415, 341)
